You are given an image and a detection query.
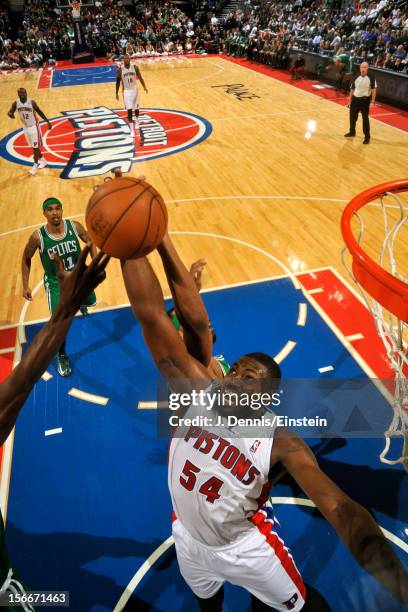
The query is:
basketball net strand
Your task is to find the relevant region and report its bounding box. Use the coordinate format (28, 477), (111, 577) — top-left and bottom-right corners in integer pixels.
(341, 191), (408, 472)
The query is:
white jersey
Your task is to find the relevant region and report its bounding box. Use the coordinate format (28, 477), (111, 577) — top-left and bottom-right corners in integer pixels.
(121, 64), (138, 91)
(16, 98), (37, 128)
(169, 390), (276, 547)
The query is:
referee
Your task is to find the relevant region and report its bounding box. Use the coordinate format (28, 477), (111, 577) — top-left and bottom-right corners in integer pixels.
(344, 62), (377, 144)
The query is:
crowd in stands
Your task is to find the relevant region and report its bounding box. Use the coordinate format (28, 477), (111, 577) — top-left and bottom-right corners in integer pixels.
(0, 0), (225, 69)
(0, 0), (407, 76)
(222, 0), (408, 74)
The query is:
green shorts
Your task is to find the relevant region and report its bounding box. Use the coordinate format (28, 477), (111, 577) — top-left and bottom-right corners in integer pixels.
(44, 275), (96, 314)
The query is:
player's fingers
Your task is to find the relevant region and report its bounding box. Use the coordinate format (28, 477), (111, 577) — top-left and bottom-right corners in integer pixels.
(87, 251), (110, 276)
(95, 253), (111, 272)
(53, 253), (65, 278)
(76, 245), (90, 271)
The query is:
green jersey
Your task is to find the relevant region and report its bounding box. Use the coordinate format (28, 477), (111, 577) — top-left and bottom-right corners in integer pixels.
(336, 53), (352, 73)
(38, 219), (81, 280)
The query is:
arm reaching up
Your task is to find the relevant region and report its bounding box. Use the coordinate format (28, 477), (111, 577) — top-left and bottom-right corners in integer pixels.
(157, 234), (213, 367)
(121, 255), (210, 392)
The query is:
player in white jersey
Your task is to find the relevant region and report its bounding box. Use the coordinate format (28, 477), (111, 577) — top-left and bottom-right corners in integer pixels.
(115, 55), (148, 137)
(7, 88), (51, 176)
(121, 231), (408, 611)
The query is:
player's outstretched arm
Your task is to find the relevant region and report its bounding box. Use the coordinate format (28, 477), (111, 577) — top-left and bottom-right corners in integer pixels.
(7, 102), (16, 119)
(21, 231), (40, 301)
(0, 247), (109, 446)
(272, 429), (408, 606)
(157, 234), (213, 367)
(121, 256), (210, 390)
(32, 101), (51, 129)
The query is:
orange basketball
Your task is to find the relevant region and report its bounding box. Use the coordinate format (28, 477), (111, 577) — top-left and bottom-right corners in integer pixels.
(85, 176), (168, 259)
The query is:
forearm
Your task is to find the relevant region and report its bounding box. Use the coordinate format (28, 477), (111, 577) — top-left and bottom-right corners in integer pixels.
(371, 90), (376, 104)
(0, 312), (73, 445)
(21, 258), (31, 289)
(116, 79), (120, 95)
(157, 235), (212, 365)
(122, 256), (165, 323)
(336, 501), (407, 604)
(37, 110), (49, 122)
(121, 257), (206, 384)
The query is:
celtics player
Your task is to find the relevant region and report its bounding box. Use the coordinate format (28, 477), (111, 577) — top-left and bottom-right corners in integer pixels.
(21, 198), (97, 377)
(0, 248), (109, 610)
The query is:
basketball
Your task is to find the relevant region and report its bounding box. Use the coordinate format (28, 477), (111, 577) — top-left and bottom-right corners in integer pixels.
(85, 176), (168, 259)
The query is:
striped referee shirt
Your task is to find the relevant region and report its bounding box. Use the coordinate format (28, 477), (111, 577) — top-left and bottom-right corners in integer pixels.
(351, 74), (377, 98)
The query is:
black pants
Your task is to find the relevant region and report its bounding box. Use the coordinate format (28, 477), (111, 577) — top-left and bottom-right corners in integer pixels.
(349, 96), (371, 138)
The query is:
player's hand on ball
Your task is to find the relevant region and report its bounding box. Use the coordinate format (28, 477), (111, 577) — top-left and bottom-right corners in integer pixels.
(53, 247), (110, 317)
(23, 287), (32, 301)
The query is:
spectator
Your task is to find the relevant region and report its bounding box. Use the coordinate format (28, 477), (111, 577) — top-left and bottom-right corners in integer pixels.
(290, 53), (305, 79)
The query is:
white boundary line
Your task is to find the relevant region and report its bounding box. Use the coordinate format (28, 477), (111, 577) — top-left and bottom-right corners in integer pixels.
(112, 496), (408, 611)
(113, 535), (174, 612)
(68, 387), (109, 406)
(44, 427), (62, 437)
(1, 192), (407, 241)
(297, 303), (307, 327)
(0, 348), (14, 355)
(274, 340), (296, 364)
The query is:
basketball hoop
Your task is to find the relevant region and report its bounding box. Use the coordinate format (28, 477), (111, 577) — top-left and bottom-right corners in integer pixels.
(70, 0), (81, 20)
(341, 179), (408, 470)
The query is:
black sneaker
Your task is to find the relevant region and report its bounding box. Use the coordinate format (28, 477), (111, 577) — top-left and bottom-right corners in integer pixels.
(363, 137), (370, 144)
(57, 353), (72, 377)
(344, 132), (356, 137)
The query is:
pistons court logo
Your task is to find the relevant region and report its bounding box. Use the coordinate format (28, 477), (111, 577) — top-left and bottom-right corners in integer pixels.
(0, 107), (212, 179)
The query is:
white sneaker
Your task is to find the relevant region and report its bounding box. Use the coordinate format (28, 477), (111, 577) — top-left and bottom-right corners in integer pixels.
(29, 163), (38, 175)
(38, 159), (47, 169)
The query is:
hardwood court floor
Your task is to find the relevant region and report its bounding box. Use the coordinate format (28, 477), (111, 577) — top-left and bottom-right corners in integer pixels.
(0, 56), (407, 324)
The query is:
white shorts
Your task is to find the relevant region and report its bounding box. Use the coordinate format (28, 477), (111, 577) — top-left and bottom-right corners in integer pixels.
(123, 89), (140, 111)
(173, 508), (306, 611)
(24, 124), (41, 149)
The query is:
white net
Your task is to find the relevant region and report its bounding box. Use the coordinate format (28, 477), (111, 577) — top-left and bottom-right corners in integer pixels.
(341, 188), (408, 471)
